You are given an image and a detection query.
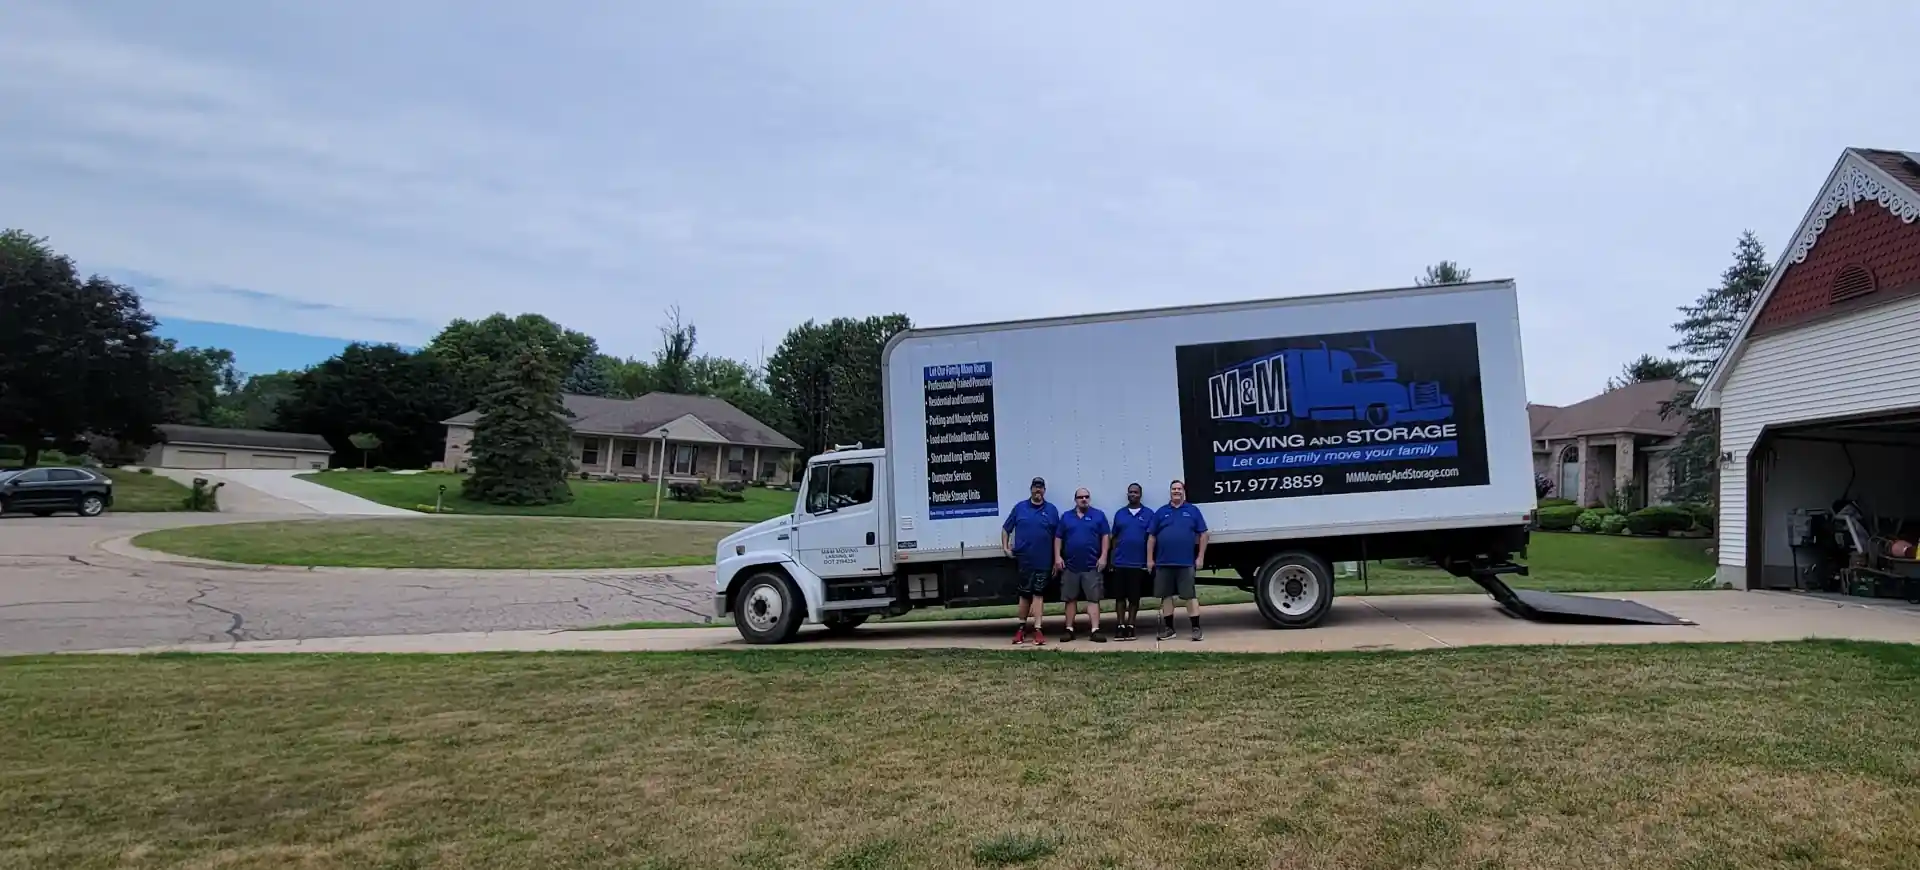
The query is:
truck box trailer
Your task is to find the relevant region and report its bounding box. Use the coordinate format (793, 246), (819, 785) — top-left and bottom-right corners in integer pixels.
(713, 279), (1685, 643)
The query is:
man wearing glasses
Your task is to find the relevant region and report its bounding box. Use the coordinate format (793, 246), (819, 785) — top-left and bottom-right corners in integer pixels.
(1002, 476), (1060, 646)
(1053, 486), (1111, 643)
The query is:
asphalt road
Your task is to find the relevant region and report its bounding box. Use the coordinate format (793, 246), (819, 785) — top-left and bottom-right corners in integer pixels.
(0, 513), (716, 654)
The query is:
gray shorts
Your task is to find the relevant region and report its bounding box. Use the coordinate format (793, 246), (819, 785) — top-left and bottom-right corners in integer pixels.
(1153, 566), (1197, 600)
(1061, 569), (1104, 602)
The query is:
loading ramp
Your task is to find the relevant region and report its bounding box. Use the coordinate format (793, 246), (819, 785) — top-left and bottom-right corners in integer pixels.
(1443, 559), (1695, 626)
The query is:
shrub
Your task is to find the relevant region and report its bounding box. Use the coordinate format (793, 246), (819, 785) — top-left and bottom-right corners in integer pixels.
(1537, 497), (1575, 509)
(371, 466), (392, 473)
(1535, 505), (1583, 531)
(721, 480), (747, 493)
(182, 479), (222, 512)
(668, 481), (705, 502)
(137, 467), (154, 475)
(1600, 514), (1629, 535)
(1627, 505), (1695, 536)
(1684, 503), (1716, 531)
(1575, 509), (1606, 532)
(0, 445), (22, 462)
(718, 490), (746, 502)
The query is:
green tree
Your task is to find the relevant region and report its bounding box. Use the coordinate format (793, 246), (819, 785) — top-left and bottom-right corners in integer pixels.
(1415, 260), (1472, 286)
(276, 343), (460, 468)
(462, 345), (575, 505)
(154, 341), (241, 426)
(1605, 354), (1687, 391)
(689, 354), (790, 435)
(0, 229), (170, 466)
(652, 306), (697, 394)
(222, 370), (301, 429)
(766, 314), (912, 457)
(348, 432), (382, 469)
(1662, 230), (1773, 507)
(426, 313), (601, 409)
(605, 356), (656, 398)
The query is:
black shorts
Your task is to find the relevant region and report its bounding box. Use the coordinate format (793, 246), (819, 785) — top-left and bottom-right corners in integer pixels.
(1015, 569), (1050, 598)
(1108, 567), (1149, 601)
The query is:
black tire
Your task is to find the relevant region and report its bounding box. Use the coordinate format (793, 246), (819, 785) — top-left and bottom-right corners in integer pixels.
(32, 511), (54, 518)
(1252, 551), (1335, 629)
(1364, 404), (1390, 427)
(823, 614), (869, 635)
(733, 571), (803, 644)
(78, 495), (107, 518)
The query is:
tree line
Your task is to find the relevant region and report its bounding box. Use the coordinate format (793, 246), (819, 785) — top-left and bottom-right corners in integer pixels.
(0, 228), (914, 469)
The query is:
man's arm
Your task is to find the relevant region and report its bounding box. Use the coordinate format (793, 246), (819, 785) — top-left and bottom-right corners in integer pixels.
(1145, 533), (1156, 572)
(1053, 526), (1065, 571)
(1195, 530), (1209, 570)
(1001, 510), (1014, 556)
(1097, 532), (1111, 571)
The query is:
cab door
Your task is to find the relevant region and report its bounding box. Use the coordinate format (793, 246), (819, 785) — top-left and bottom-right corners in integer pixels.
(791, 459), (883, 580)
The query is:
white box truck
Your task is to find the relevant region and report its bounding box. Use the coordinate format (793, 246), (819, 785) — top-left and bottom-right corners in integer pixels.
(713, 279), (1681, 643)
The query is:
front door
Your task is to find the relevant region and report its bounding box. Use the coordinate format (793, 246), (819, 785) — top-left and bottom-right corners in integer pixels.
(792, 459), (883, 579)
(2, 468), (55, 508)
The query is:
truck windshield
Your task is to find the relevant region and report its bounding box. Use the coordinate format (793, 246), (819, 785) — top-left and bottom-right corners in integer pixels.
(805, 462), (876, 513)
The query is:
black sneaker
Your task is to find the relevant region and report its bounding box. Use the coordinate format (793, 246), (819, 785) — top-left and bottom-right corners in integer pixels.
(1091, 629), (1107, 643)
(1191, 625), (1204, 642)
(1115, 624), (1132, 642)
(1157, 624), (1176, 641)
(1061, 626), (1077, 643)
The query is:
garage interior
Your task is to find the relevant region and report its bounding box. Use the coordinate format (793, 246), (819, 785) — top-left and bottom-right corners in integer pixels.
(1749, 411), (1920, 600)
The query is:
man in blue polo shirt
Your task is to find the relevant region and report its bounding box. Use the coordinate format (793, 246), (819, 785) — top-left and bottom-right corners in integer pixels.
(1001, 476), (1060, 646)
(1146, 479), (1209, 642)
(1106, 482), (1153, 641)
(1053, 486), (1110, 643)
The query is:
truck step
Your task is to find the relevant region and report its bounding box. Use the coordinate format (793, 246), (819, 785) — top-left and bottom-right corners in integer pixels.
(1453, 560), (1691, 626)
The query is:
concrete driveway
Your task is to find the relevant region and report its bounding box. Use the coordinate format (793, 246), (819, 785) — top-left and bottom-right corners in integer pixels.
(94, 588), (1920, 655)
(0, 512), (711, 654)
(150, 468), (414, 515)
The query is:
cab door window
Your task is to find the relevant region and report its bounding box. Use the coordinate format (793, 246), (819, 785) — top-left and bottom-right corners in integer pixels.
(804, 462), (875, 514)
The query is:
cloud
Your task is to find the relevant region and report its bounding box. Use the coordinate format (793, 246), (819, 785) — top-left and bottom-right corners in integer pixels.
(2, 0), (1918, 404)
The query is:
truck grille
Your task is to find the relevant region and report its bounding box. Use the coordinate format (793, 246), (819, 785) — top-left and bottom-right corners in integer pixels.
(1412, 382), (1441, 407)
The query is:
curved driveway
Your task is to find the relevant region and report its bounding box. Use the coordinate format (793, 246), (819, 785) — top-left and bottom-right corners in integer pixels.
(0, 512), (714, 654)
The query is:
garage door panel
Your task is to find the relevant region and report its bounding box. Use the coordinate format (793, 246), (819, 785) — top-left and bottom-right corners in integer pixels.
(248, 454), (299, 469)
(174, 450), (228, 469)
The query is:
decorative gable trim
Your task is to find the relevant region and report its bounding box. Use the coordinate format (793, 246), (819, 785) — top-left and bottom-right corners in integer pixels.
(1785, 159), (1920, 266)
(1697, 149), (1920, 408)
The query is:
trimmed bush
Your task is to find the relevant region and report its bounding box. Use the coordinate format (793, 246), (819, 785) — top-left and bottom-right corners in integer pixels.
(1536, 505), (1583, 531)
(137, 467), (154, 475)
(1538, 497), (1575, 509)
(1626, 504), (1695, 536)
(1685, 503), (1716, 531)
(1600, 514), (1629, 535)
(1576, 509), (1606, 532)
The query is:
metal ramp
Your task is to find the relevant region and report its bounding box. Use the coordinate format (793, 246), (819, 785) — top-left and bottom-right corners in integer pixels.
(1445, 559), (1695, 626)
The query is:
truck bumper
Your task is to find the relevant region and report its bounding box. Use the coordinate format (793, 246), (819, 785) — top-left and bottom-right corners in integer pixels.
(713, 594), (730, 618)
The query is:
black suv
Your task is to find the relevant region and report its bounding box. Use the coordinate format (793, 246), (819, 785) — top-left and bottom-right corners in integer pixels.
(0, 467), (114, 517)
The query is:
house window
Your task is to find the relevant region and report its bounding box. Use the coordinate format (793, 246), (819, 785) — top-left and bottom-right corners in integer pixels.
(760, 460), (778, 480)
(727, 446), (745, 477)
(581, 441), (600, 466)
(672, 444), (697, 476)
(1558, 444), (1580, 504)
(620, 442), (638, 468)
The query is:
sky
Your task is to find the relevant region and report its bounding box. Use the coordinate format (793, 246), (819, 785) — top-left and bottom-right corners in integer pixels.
(4, 1), (1918, 404)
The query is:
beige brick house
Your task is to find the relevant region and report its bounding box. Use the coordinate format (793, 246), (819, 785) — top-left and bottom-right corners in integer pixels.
(441, 393), (803, 485)
(1529, 379), (1689, 509)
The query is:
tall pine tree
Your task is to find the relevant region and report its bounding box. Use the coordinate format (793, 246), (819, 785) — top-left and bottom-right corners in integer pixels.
(462, 345), (575, 506)
(1661, 230), (1772, 506)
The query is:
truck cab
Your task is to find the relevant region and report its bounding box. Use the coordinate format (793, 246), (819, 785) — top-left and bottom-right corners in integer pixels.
(713, 446), (896, 643)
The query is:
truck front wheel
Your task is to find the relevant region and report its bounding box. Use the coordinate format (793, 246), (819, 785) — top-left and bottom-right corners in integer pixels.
(1253, 551), (1334, 629)
(734, 571), (804, 644)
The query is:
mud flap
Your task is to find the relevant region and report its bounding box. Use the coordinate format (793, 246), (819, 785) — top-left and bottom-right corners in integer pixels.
(1453, 560), (1694, 626)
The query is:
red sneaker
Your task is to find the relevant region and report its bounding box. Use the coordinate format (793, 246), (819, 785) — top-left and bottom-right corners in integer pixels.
(1031, 628), (1047, 646)
(1011, 627), (1027, 645)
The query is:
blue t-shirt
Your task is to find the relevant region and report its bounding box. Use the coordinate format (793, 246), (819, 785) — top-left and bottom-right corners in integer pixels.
(1002, 499), (1060, 572)
(1055, 507), (1110, 572)
(1150, 502), (1209, 567)
(1109, 505), (1154, 568)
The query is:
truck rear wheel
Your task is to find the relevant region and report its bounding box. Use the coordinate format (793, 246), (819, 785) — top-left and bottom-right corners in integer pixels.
(734, 571), (803, 644)
(1253, 551), (1334, 629)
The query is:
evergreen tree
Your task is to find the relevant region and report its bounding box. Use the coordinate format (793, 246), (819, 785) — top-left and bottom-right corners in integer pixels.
(462, 346), (575, 506)
(1415, 260), (1472, 286)
(1661, 230), (1773, 506)
(1605, 354), (1686, 391)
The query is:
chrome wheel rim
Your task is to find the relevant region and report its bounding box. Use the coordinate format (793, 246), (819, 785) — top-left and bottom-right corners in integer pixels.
(1268, 565), (1320, 616)
(743, 583), (784, 633)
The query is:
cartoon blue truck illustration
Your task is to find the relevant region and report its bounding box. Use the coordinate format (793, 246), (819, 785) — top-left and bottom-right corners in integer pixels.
(1206, 338), (1454, 429)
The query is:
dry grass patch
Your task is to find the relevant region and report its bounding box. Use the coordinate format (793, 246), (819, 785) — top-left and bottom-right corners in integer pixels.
(2, 642), (1918, 869)
(129, 517), (730, 569)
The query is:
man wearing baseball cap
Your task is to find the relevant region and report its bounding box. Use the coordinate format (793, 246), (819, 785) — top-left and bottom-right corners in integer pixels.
(1001, 476), (1060, 645)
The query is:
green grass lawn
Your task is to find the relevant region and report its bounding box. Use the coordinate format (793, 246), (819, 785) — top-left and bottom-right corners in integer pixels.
(301, 470), (794, 522)
(884, 531), (1716, 624)
(131, 517), (730, 569)
(4, 642), (1917, 869)
(102, 469), (195, 512)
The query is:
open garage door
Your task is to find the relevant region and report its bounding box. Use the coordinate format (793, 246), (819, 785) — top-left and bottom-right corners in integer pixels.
(1748, 411), (1920, 600)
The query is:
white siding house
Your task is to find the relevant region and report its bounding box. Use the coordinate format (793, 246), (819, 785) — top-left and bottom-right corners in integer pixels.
(1696, 147), (1920, 594)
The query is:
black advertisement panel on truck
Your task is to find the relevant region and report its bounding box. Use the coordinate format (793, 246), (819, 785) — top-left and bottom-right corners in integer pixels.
(1173, 323), (1489, 503)
(923, 361), (1000, 520)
